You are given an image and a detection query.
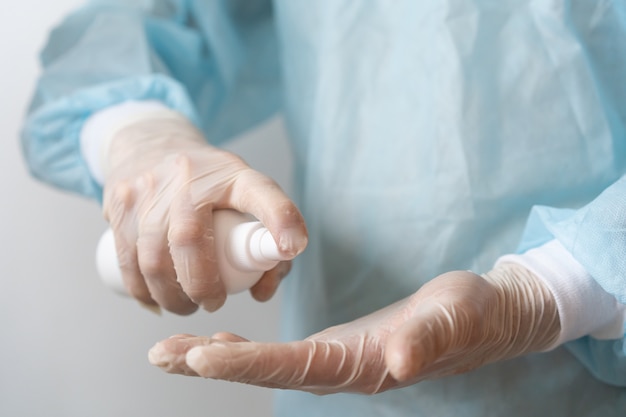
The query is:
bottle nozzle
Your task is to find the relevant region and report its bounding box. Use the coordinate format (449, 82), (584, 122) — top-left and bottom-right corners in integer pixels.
(251, 228), (285, 262)
(227, 220), (288, 272)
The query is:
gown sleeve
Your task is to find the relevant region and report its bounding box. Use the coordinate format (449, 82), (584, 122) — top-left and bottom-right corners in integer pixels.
(21, 0), (280, 201)
(517, 175), (626, 387)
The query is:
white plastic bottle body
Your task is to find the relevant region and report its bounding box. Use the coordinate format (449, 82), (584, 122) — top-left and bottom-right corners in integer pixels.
(96, 210), (285, 296)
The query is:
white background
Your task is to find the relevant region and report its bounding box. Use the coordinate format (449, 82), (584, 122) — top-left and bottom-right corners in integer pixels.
(0, 1), (292, 416)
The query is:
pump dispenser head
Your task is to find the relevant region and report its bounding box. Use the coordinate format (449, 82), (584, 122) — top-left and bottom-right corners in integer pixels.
(227, 221), (282, 271)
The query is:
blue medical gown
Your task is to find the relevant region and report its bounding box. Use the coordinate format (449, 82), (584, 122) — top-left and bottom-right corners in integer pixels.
(22, 0), (626, 415)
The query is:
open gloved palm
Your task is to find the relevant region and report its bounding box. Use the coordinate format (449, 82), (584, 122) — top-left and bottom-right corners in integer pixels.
(149, 263), (560, 393)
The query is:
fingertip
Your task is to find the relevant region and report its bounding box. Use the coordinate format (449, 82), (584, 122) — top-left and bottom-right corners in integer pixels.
(277, 226), (308, 259)
(385, 333), (422, 382)
(250, 283), (276, 302)
(186, 346), (212, 377)
(149, 334), (216, 376)
(138, 300), (162, 316)
(252, 198), (308, 259)
(250, 262), (290, 302)
(148, 340), (192, 375)
(148, 341), (167, 367)
(385, 311), (446, 383)
(183, 276), (226, 313)
(201, 293), (226, 312)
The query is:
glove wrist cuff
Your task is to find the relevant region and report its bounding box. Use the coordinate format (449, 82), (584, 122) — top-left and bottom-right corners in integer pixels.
(81, 101), (193, 184)
(481, 263), (561, 356)
(497, 240), (626, 347)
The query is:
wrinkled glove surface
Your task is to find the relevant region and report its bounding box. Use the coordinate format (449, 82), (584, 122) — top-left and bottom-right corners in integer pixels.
(103, 114), (308, 314)
(149, 263), (560, 393)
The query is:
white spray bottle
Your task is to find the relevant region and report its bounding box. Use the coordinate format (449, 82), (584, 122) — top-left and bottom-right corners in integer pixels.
(96, 210), (287, 295)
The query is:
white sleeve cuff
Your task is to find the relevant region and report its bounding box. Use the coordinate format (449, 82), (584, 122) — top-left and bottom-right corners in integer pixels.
(79, 100), (175, 185)
(497, 240), (626, 348)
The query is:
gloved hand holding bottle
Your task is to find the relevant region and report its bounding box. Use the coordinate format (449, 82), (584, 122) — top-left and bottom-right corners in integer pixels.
(147, 262), (561, 393)
(89, 104), (308, 315)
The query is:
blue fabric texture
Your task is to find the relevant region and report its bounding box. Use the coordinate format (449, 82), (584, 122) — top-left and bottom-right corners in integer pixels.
(22, 0), (626, 415)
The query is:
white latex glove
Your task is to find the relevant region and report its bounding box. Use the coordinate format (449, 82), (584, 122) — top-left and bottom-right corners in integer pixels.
(102, 112), (308, 314)
(148, 263), (560, 393)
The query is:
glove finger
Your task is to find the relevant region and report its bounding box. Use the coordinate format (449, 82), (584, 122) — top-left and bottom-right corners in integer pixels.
(168, 211), (225, 312)
(385, 305), (456, 382)
(103, 180), (155, 306)
(385, 275), (491, 382)
(149, 333), (247, 376)
(228, 169), (308, 259)
(168, 161), (226, 312)
(183, 337), (388, 394)
(137, 226), (197, 315)
(184, 339), (319, 390)
(249, 261), (292, 302)
(114, 227), (155, 307)
(148, 334), (215, 376)
(136, 172), (197, 315)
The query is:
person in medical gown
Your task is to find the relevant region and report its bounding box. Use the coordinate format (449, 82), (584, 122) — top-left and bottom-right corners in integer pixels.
(22, 1), (626, 415)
